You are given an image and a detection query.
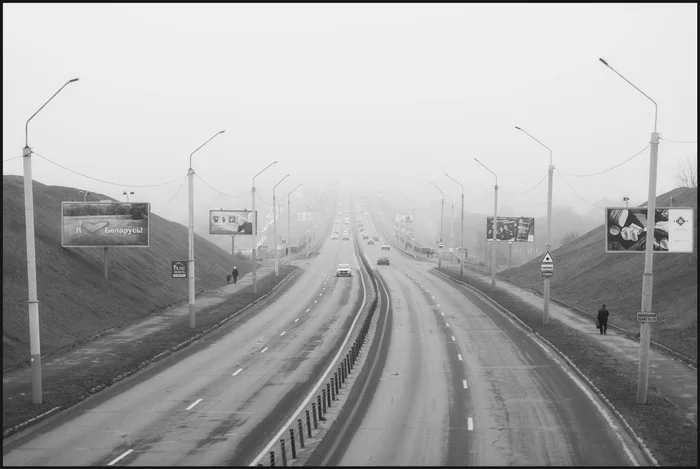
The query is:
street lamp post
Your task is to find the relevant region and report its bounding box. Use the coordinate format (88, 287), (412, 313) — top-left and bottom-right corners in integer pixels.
(430, 182), (446, 269)
(123, 190), (134, 202)
(188, 131), (225, 328)
(306, 192), (320, 250)
(252, 161), (279, 294)
(515, 126), (554, 325)
(404, 196), (415, 250)
(272, 174), (290, 276)
(23, 77), (79, 404)
(287, 184), (302, 265)
(445, 173), (465, 278)
(600, 57), (660, 404)
(474, 158), (498, 291)
(79, 190), (90, 202)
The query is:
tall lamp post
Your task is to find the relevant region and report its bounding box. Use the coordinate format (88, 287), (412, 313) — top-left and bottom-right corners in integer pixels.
(515, 126), (554, 325)
(404, 196), (415, 250)
(430, 182), (446, 269)
(600, 57), (659, 404)
(306, 192), (320, 249)
(474, 158), (498, 291)
(287, 184), (302, 265)
(79, 190), (90, 202)
(188, 131), (225, 329)
(23, 77), (79, 404)
(445, 173), (465, 278)
(272, 174), (290, 276)
(252, 161), (278, 294)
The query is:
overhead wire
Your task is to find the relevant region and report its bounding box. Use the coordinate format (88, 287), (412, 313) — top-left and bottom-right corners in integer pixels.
(555, 168), (603, 209)
(31, 151), (186, 187)
(502, 173), (548, 197)
(195, 173), (245, 198)
(660, 137), (697, 144)
(3, 156), (22, 163)
(153, 174), (188, 211)
(557, 144), (649, 178)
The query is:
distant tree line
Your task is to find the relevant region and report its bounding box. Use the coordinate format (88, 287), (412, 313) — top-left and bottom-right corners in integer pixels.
(63, 203), (149, 220)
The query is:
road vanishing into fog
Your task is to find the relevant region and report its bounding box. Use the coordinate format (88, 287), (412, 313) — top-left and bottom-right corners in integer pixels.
(3, 201), (650, 466)
(2, 210), (362, 466)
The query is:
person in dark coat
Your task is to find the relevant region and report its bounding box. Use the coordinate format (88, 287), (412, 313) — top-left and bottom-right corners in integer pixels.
(597, 304), (610, 334)
(231, 266), (239, 285)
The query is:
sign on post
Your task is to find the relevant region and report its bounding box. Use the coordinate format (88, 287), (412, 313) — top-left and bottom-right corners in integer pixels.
(209, 210), (257, 235)
(171, 261), (187, 278)
(637, 312), (658, 323)
(541, 251), (554, 277)
(605, 207), (694, 253)
(62, 202), (150, 247)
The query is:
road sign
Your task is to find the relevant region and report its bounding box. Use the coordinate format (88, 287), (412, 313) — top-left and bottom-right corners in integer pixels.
(637, 312), (657, 323)
(541, 251), (554, 263)
(542, 271), (553, 278)
(541, 263), (553, 271)
(171, 261), (187, 278)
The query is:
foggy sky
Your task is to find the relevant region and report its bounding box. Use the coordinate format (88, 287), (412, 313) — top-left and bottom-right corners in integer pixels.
(3, 4), (697, 228)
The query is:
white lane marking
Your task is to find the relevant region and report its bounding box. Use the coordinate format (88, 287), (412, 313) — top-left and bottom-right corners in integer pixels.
(319, 293), (322, 296)
(441, 312), (444, 316)
(468, 418), (473, 430)
(186, 399), (203, 411)
(445, 322), (450, 327)
(314, 300), (318, 303)
(463, 379), (468, 389)
(306, 308), (310, 312)
(108, 449), (134, 466)
(232, 368), (243, 376)
(261, 347), (268, 353)
(294, 318), (299, 323)
(457, 354), (463, 361)
(451, 336), (456, 341)
(437, 303), (440, 307)
(432, 296), (436, 299)
(280, 331), (286, 336)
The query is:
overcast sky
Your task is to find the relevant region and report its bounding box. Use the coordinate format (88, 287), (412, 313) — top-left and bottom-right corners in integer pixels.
(3, 3), (697, 226)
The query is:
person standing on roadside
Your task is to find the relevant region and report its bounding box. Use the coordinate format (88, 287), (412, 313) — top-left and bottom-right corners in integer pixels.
(598, 303), (610, 335)
(232, 266), (239, 285)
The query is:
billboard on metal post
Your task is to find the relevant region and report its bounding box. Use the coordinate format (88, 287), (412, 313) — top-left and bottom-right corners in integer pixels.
(486, 216), (535, 242)
(62, 202), (150, 247)
(605, 207), (694, 253)
(209, 210), (258, 235)
(297, 212), (313, 222)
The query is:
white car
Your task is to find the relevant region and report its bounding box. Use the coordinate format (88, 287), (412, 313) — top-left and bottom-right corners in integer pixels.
(381, 243), (391, 251)
(336, 264), (352, 277)
(331, 234), (338, 240)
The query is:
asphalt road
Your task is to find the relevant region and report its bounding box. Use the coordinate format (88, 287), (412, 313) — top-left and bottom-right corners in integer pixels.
(314, 210), (650, 466)
(2, 225), (364, 466)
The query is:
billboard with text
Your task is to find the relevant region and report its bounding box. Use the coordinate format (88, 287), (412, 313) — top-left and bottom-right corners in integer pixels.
(486, 216), (535, 242)
(297, 212), (314, 222)
(209, 210), (258, 235)
(62, 202), (150, 247)
(605, 207), (694, 253)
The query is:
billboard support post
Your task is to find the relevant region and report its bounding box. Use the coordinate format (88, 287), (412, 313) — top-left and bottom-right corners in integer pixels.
(104, 247), (109, 279)
(231, 236), (235, 268)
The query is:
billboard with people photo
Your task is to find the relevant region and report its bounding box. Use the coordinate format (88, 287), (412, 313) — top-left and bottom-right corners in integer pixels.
(486, 216), (535, 242)
(605, 207), (694, 253)
(209, 210), (257, 235)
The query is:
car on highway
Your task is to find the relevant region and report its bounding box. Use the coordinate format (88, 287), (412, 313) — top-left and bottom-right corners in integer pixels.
(367, 239), (375, 245)
(377, 256), (390, 265)
(336, 263), (352, 276)
(359, 227), (366, 232)
(362, 233), (369, 239)
(373, 235), (379, 241)
(342, 234), (350, 240)
(381, 243), (391, 251)
(331, 234), (338, 240)
(334, 219), (340, 224)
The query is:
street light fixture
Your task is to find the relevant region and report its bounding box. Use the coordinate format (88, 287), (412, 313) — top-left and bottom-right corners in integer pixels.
(600, 57), (659, 404)
(287, 184), (302, 265)
(23, 77), (79, 404)
(272, 174), (290, 276)
(79, 190), (90, 202)
(252, 161), (278, 294)
(429, 182), (446, 269)
(515, 125), (554, 325)
(474, 158), (498, 291)
(123, 190), (134, 202)
(187, 130), (225, 328)
(445, 173), (465, 278)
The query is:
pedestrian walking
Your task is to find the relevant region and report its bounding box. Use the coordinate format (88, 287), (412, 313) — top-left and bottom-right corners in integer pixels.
(597, 303), (609, 335)
(231, 266), (239, 284)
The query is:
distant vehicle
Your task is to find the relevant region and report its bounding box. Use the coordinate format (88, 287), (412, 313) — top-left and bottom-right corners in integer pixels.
(342, 235), (350, 241)
(359, 227), (366, 232)
(333, 229), (339, 234)
(377, 256), (390, 266)
(344, 219), (350, 224)
(336, 264), (352, 276)
(331, 234), (338, 240)
(373, 236), (379, 241)
(362, 233), (369, 239)
(381, 243), (390, 251)
(367, 239), (375, 245)
(334, 219), (340, 224)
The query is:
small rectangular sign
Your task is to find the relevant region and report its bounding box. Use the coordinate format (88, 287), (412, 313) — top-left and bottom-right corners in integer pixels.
(171, 261), (187, 278)
(541, 264), (554, 271)
(62, 202), (150, 247)
(636, 312), (658, 323)
(542, 271), (553, 278)
(209, 210), (257, 235)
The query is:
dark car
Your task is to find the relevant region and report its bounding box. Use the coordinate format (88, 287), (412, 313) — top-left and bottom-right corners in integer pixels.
(372, 236), (379, 241)
(368, 239), (375, 245)
(377, 256), (390, 266)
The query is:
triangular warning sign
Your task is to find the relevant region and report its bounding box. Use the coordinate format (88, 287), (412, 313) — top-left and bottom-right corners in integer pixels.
(541, 251), (554, 263)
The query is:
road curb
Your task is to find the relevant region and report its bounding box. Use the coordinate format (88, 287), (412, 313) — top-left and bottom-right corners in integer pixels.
(3, 269), (299, 440)
(431, 268), (660, 467)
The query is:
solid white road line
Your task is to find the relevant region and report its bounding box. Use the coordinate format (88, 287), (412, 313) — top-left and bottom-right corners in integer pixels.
(463, 379), (468, 389)
(280, 331), (286, 336)
(186, 399), (203, 411)
(261, 347), (268, 353)
(457, 354), (463, 361)
(107, 449), (134, 466)
(468, 418), (473, 430)
(232, 368), (243, 376)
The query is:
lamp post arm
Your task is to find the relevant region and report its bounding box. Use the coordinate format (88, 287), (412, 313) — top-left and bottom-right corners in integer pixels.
(189, 130), (225, 169)
(599, 58), (658, 132)
(514, 127), (553, 166)
(253, 161), (279, 187)
(474, 159), (497, 186)
(26, 78), (79, 147)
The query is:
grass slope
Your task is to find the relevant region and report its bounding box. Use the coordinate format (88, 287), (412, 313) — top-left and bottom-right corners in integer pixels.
(500, 187), (698, 360)
(2, 175), (251, 370)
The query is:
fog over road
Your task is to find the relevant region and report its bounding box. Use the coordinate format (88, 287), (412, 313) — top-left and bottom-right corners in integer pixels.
(315, 209), (649, 466)
(2, 216), (363, 466)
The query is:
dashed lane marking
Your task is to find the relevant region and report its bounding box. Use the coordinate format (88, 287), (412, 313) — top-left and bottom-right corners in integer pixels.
(280, 331), (286, 336)
(261, 347), (268, 354)
(468, 418), (473, 430)
(294, 318), (299, 323)
(107, 449), (134, 466)
(457, 354), (463, 361)
(232, 368), (243, 376)
(186, 399), (203, 411)
(463, 379), (468, 389)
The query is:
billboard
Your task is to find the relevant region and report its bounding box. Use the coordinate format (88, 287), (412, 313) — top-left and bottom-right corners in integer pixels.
(486, 217), (535, 242)
(209, 210), (258, 235)
(62, 202), (150, 247)
(605, 207), (694, 253)
(297, 212), (314, 222)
